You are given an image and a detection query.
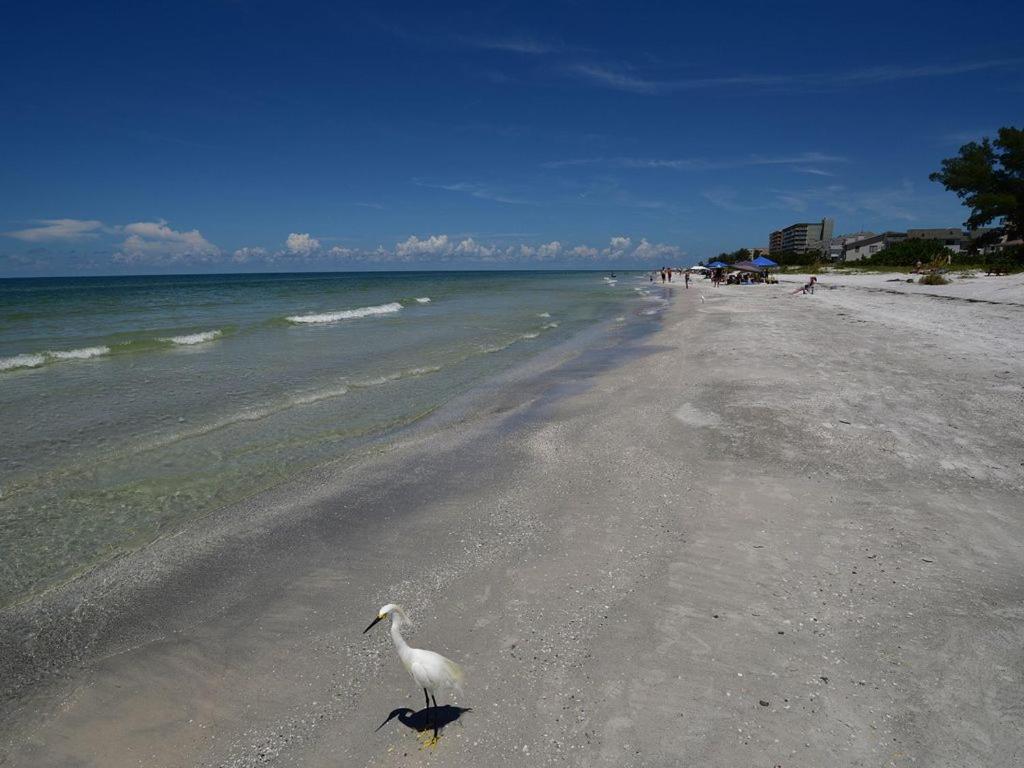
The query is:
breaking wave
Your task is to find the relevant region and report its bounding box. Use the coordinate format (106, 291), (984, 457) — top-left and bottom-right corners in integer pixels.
(0, 353), (47, 371)
(47, 346), (111, 360)
(1, 346), (112, 372)
(286, 302), (403, 324)
(161, 330), (223, 345)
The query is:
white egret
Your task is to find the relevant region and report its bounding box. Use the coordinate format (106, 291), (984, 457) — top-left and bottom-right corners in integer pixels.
(364, 603), (464, 741)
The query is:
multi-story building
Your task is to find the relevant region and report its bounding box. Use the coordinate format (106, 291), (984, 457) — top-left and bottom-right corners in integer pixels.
(769, 218), (835, 254)
(826, 231), (875, 261)
(842, 231), (907, 261)
(906, 228), (970, 253)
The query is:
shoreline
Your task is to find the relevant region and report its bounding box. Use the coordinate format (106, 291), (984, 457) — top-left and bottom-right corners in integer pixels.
(0, 293), (665, 713)
(3, 276), (1023, 766)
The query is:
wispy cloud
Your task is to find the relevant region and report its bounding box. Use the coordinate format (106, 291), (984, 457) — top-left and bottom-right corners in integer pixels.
(568, 58), (1022, 94)
(700, 187), (774, 213)
(566, 64), (662, 94)
(767, 181), (935, 222)
(796, 168), (836, 177)
(699, 180), (935, 222)
(5, 218), (104, 242)
(413, 179), (536, 205)
(938, 128), (996, 146)
(458, 35), (565, 55)
(545, 152), (847, 171)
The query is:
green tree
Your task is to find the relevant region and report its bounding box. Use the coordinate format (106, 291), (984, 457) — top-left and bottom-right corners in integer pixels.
(930, 126), (1024, 240)
(862, 239), (949, 267)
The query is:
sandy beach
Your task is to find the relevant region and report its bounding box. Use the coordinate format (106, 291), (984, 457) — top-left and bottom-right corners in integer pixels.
(2, 273), (1023, 767)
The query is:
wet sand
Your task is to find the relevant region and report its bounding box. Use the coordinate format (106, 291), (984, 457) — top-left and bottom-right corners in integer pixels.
(2, 275), (1023, 767)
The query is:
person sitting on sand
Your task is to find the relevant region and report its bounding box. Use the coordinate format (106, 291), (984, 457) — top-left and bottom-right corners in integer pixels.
(792, 275), (818, 295)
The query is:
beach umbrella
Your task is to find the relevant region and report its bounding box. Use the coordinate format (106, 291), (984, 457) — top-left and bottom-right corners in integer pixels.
(752, 255), (778, 268)
(706, 261), (728, 269)
(730, 261), (764, 272)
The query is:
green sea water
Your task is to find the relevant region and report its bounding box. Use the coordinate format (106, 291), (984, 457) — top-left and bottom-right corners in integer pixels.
(0, 271), (658, 605)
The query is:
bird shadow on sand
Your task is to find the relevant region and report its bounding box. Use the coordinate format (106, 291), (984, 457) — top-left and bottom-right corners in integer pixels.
(376, 705), (471, 737)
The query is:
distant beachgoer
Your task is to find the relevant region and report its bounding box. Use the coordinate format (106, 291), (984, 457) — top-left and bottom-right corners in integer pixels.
(793, 275), (818, 295)
(650, 272), (654, 282)
(667, 269), (672, 282)
(684, 272), (690, 289)
(660, 269), (666, 283)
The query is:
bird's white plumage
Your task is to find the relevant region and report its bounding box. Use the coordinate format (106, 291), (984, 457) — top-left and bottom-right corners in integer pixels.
(376, 604), (464, 698)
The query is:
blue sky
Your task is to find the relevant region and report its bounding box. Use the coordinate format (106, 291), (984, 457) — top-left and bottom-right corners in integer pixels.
(2, 0), (1022, 275)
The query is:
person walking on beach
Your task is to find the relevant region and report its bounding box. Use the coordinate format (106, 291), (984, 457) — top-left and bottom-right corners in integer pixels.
(660, 269), (666, 283)
(684, 271), (690, 289)
(667, 268), (672, 282)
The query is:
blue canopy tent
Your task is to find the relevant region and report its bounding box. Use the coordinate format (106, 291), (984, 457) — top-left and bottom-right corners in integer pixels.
(705, 261), (729, 269)
(752, 255), (778, 268)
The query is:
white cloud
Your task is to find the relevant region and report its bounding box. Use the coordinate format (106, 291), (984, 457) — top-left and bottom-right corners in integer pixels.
(571, 245), (598, 258)
(285, 232), (321, 255)
(6, 218), (104, 242)
(327, 245), (354, 257)
(114, 220), (220, 264)
(232, 246), (268, 262)
(608, 236), (632, 252)
(395, 234), (452, 258)
(537, 241), (562, 259)
(454, 237), (497, 258)
(632, 238), (683, 261)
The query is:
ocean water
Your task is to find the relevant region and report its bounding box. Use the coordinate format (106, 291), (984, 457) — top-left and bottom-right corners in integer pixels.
(0, 271), (653, 606)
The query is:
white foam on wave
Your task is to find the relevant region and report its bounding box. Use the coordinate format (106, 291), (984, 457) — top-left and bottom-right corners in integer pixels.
(291, 385), (350, 405)
(351, 365), (442, 388)
(48, 345), (111, 360)
(521, 332), (540, 340)
(163, 330), (223, 345)
(543, 322), (559, 329)
(482, 340), (515, 354)
(538, 312), (551, 318)
(415, 297), (431, 304)
(0, 353), (46, 371)
(287, 302), (403, 324)
(2, 345), (114, 372)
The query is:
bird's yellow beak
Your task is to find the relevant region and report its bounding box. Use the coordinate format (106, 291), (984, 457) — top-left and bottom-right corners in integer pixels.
(363, 614), (385, 634)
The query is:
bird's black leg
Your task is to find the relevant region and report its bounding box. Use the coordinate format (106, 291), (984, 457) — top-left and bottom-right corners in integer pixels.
(424, 688), (430, 712)
(431, 695), (439, 740)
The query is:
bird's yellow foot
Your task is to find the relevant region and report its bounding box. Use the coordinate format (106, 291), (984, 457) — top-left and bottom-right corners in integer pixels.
(419, 734), (440, 749)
